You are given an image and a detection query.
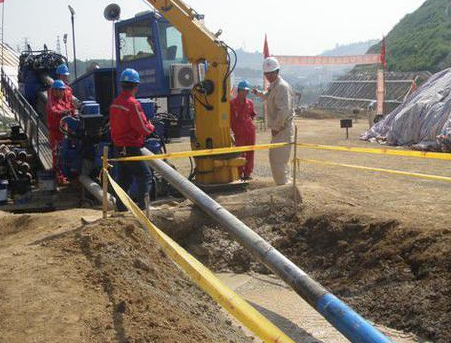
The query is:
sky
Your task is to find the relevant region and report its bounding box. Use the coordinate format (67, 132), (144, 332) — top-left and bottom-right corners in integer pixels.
(4, 0), (426, 60)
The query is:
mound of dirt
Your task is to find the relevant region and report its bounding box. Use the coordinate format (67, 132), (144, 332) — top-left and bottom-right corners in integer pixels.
(0, 212), (253, 343)
(155, 195), (451, 343)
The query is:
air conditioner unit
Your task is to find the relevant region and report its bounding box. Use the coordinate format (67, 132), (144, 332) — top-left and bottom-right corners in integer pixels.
(170, 63), (196, 90)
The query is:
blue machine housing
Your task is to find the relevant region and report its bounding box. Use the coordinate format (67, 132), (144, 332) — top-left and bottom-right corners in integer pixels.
(115, 12), (175, 97)
(71, 68), (117, 117)
(114, 12), (192, 138)
(70, 12), (193, 141)
(18, 50), (65, 108)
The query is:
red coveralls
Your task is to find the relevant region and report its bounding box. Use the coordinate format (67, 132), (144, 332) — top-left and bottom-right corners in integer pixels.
(109, 91), (155, 147)
(45, 94), (75, 179)
(230, 97), (257, 177)
(47, 84), (76, 112)
(110, 90), (155, 211)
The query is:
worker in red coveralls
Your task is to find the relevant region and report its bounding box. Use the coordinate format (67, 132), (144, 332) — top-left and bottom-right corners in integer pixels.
(230, 80), (257, 180)
(110, 68), (155, 212)
(48, 64), (76, 112)
(45, 80), (75, 184)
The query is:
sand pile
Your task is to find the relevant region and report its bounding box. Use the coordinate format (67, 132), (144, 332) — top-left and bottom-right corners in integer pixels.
(0, 211), (253, 343)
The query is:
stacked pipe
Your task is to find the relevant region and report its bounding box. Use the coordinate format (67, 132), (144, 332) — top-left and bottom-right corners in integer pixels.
(0, 145), (33, 205)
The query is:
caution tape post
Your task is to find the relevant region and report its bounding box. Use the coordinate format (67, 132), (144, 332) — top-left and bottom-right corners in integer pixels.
(102, 145), (109, 218)
(292, 126), (299, 207)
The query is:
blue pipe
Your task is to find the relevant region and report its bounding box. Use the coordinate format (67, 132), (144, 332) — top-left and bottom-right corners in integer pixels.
(318, 293), (392, 343)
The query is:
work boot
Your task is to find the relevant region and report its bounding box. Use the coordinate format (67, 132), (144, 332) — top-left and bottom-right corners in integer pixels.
(57, 175), (70, 186)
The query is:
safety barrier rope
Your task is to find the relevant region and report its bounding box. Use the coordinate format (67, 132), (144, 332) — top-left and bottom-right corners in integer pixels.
(296, 142), (451, 161)
(108, 142), (291, 162)
(105, 170), (297, 343)
(109, 141), (451, 163)
(298, 158), (451, 183)
(106, 139), (451, 185)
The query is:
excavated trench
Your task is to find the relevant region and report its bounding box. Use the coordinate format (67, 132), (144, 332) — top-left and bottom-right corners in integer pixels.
(151, 186), (451, 343)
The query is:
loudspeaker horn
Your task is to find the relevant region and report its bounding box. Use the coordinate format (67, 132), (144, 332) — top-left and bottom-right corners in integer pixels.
(104, 3), (121, 21)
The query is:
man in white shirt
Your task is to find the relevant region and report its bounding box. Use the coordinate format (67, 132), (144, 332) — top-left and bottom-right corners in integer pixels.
(253, 57), (295, 185)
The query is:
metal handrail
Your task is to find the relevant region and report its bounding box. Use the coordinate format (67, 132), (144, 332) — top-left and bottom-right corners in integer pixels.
(1, 68), (51, 170)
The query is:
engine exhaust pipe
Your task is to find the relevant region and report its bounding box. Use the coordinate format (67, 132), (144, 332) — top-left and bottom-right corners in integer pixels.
(141, 147), (391, 343)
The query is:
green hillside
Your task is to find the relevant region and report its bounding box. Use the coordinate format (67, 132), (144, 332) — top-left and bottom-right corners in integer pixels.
(368, 0), (451, 72)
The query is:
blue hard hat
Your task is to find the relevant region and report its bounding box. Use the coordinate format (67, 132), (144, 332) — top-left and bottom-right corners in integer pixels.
(120, 68), (140, 83)
(52, 79), (66, 89)
(56, 64), (70, 76)
(238, 80), (251, 91)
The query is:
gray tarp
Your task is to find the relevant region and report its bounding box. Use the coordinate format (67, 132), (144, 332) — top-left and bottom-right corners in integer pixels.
(361, 68), (451, 151)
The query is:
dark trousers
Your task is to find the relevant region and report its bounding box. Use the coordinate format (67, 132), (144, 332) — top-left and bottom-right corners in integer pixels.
(114, 146), (152, 212)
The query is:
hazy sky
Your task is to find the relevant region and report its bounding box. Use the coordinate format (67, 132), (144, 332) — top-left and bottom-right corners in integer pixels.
(4, 0), (425, 60)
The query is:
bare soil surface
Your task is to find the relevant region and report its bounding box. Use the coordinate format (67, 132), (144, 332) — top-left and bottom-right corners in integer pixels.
(0, 210), (253, 343)
(164, 118), (451, 342)
(152, 185), (448, 343)
(168, 118), (451, 233)
(2, 117), (450, 343)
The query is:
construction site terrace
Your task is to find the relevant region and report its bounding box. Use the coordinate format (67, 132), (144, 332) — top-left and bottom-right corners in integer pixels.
(2, 0), (451, 343)
(1, 116), (450, 343)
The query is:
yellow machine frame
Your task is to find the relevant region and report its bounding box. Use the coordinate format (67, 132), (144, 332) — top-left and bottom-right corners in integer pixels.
(144, 0), (245, 184)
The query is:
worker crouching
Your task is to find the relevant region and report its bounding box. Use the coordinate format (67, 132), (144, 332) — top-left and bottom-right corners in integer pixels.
(45, 80), (75, 185)
(254, 57), (295, 185)
(110, 68), (155, 212)
(230, 80), (257, 180)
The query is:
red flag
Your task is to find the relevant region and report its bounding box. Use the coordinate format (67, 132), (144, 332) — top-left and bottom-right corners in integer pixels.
(381, 36), (387, 69)
(411, 78), (417, 93)
(263, 34), (270, 58)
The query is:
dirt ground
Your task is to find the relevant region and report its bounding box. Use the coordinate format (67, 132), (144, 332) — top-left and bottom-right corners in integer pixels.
(156, 118), (451, 343)
(0, 210), (253, 343)
(148, 177), (449, 342)
(168, 118), (451, 232)
(1, 117), (450, 342)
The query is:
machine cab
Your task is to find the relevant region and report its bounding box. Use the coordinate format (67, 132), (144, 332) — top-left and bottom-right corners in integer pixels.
(115, 11), (187, 98)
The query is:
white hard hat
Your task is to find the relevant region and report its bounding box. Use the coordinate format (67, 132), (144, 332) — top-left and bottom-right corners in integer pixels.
(263, 56), (280, 73)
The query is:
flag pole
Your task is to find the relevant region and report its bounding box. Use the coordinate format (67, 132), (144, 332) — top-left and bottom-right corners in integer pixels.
(263, 33), (269, 131)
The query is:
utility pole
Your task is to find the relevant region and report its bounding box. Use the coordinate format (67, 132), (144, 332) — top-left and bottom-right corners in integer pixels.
(63, 34), (69, 61)
(56, 35), (61, 54)
(68, 5), (77, 78)
(22, 37), (30, 52)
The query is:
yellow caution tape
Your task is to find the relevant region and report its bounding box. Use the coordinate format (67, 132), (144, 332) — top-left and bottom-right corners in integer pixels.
(109, 142), (291, 162)
(106, 171), (296, 343)
(297, 158), (451, 183)
(296, 143), (451, 161)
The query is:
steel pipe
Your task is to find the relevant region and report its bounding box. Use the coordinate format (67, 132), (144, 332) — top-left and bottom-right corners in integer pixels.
(141, 147), (392, 343)
(79, 174), (115, 209)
